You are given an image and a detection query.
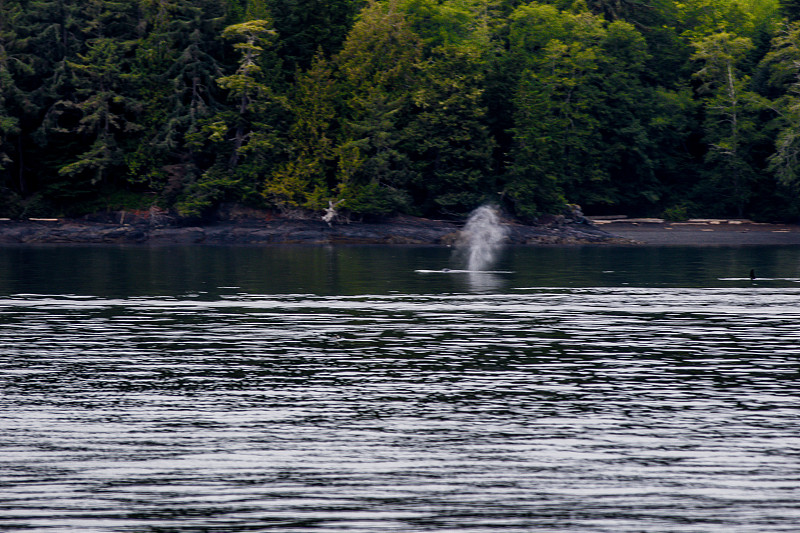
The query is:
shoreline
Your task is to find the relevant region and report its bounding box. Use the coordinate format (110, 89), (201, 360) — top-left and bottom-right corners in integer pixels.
(596, 218), (800, 246)
(0, 215), (626, 246)
(0, 215), (798, 246)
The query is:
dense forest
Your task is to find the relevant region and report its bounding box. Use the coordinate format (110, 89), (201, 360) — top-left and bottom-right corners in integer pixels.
(3, 0), (800, 222)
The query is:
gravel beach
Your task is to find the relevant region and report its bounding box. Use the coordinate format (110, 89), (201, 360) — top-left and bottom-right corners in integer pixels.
(598, 218), (800, 246)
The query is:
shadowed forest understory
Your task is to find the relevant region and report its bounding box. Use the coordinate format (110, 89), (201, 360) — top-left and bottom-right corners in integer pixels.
(4, 0), (800, 223)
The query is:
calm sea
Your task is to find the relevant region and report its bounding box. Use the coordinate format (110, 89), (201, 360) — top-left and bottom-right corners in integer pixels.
(2, 245), (800, 532)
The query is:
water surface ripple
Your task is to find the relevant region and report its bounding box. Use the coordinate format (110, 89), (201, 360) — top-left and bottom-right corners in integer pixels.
(2, 287), (800, 532)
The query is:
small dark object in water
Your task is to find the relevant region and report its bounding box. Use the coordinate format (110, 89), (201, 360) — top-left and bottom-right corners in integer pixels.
(442, 268), (451, 272)
(750, 269), (756, 280)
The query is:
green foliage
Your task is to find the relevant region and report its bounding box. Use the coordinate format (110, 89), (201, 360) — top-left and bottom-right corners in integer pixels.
(662, 203), (691, 221)
(763, 21), (800, 190)
(406, 47), (496, 215)
(189, 14), (287, 215)
(0, 43), (22, 174)
(215, 18), (278, 166)
(1, 0), (800, 222)
(781, 0), (800, 19)
(326, 0), (422, 216)
(57, 37), (144, 184)
(266, 0), (363, 74)
(676, 0), (780, 40)
(175, 163), (233, 217)
(127, 0), (227, 194)
(504, 6), (655, 216)
(691, 32), (770, 216)
(0, 0), (33, 187)
(265, 53), (337, 210)
(645, 86), (700, 209)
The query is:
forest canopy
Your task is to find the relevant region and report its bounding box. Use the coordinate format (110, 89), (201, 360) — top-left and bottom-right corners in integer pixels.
(2, 0), (800, 222)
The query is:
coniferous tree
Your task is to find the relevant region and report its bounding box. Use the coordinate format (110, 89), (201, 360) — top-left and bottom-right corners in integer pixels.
(591, 20), (657, 211)
(57, 37), (142, 186)
(24, 0), (142, 211)
(780, 0), (800, 20)
(216, 19), (277, 169)
(502, 3), (657, 218)
(0, 0), (25, 181)
(128, 0), (227, 200)
(0, 0), (795, 221)
(405, 47), (496, 216)
(265, 52), (338, 211)
(764, 22), (800, 190)
(504, 5), (607, 217)
(691, 32), (769, 216)
(267, 0), (364, 75)
(178, 14), (285, 216)
(402, 0), (497, 215)
(330, 0), (422, 216)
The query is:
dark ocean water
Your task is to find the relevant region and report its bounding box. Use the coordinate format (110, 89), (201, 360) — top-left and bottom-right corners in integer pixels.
(2, 245), (800, 532)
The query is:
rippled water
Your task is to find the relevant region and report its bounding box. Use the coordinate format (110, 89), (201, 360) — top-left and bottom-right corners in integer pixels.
(2, 246), (800, 532)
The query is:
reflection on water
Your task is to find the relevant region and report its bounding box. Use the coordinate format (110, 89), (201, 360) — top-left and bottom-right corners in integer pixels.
(466, 270), (504, 292)
(2, 244), (800, 296)
(2, 246), (800, 532)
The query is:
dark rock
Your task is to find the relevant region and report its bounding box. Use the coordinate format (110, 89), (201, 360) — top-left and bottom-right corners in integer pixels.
(149, 227), (206, 244)
(0, 215), (630, 246)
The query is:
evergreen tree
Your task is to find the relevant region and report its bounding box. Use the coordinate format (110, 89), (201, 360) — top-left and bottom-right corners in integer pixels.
(405, 47), (496, 216)
(764, 21), (800, 190)
(592, 20), (657, 212)
(505, 6), (597, 216)
(25, 0), (143, 210)
(584, 0), (672, 26)
(329, 0), (422, 216)
(267, 0), (364, 74)
(402, 0), (497, 215)
(178, 14), (285, 216)
(780, 0), (800, 20)
(503, 4), (656, 218)
(0, 0), (793, 221)
(128, 0), (227, 199)
(56, 36), (143, 185)
(0, 0), (25, 181)
(265, 52), (338, 210)
(215, 19), (276, 169)
(691, 32), (769, 216)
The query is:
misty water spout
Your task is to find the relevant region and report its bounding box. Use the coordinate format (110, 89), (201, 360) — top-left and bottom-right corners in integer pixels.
(457, 205), (509, 272)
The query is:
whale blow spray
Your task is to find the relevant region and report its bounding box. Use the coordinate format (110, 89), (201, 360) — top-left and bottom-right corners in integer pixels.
(456, 205), (509, 272)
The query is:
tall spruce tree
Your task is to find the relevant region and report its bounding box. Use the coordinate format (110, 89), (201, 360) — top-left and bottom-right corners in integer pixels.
(503, 3), (656, 218)
(330, 0), (422, 216)
(177, 13), (285, 216)
(26, 0), (143, 210)
(128, 0), (227, 200)
(505, 5), (606, 217)
(215, 19), (276, 169)
(691, 32), (769, 216)
(764, 22), (800, 191)
(56, 36), (143, 186)
(781, 0), (800, 20)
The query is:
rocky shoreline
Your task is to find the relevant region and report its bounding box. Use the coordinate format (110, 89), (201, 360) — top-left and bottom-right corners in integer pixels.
(0, 214), (627, 245)
(3, 213), (799, 246)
